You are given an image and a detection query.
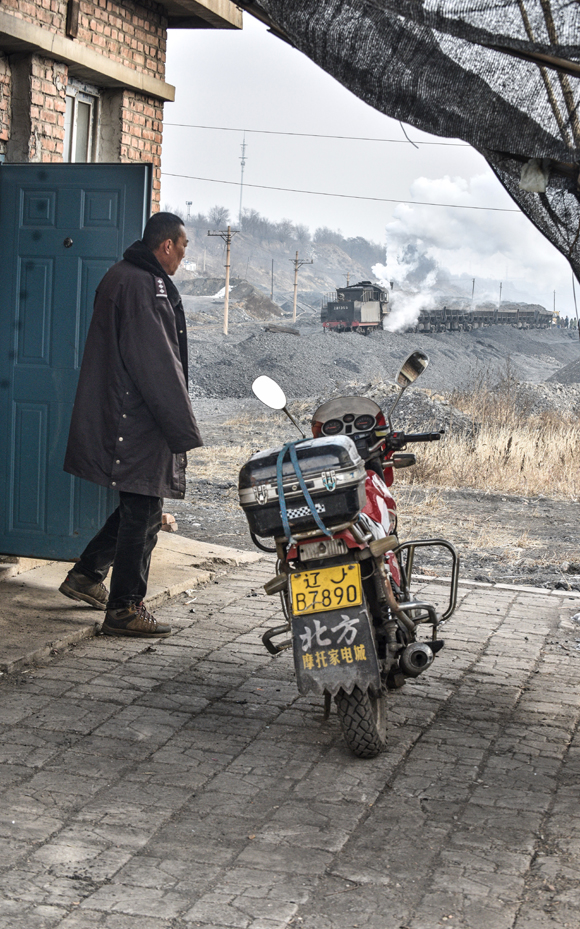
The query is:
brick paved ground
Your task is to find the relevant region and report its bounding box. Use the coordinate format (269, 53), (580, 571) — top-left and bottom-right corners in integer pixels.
(1, 559), (580, 929)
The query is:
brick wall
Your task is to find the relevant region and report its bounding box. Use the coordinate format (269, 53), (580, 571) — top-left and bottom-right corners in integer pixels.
(2, 1), (168, 203)
(2, 0), (167, 81)
(78, 0), (167, 81)
(121, 91), (164, 203)
(0, 53), (10, 159)
(30, 55), (68, 162)
(2, 0), (68, 33)
(5, 54), (68, 164)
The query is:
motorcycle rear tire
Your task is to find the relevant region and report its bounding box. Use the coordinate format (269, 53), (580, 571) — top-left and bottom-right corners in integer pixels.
(334, 686), (387, 758)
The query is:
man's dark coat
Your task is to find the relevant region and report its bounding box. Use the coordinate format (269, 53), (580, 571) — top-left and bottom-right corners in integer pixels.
(64, 242), (203, 499)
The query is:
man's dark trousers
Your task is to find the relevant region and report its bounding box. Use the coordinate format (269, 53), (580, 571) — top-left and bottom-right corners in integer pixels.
(74, 492), (163, 609)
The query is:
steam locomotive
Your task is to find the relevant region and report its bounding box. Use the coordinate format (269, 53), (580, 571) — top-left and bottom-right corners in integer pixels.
(321, 281), (390, 333)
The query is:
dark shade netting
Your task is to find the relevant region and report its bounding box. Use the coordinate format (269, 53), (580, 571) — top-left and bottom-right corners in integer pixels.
(239, 1), (580, 277)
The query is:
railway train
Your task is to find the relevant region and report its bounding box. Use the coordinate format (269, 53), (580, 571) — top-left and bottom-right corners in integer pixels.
(321, 281), (554, 333)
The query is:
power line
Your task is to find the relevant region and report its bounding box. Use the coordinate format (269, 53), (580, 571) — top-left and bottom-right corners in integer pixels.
(161, 171), (521, 213)
(164, 122), (470, 147)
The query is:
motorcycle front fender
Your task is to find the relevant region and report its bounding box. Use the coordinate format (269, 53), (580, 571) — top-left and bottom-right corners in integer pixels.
(291, 603), (381, 697)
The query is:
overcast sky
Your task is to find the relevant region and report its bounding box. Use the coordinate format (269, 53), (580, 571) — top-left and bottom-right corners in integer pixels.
(162, 13), (578, 315)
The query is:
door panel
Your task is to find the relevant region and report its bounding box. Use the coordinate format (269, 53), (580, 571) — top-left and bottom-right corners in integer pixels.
(16, 257), (54, 365)
(0, 163), (151, 559)
(11, 402), (48, 532)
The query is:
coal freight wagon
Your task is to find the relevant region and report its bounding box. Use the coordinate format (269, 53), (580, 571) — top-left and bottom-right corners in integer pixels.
(321, 281), (389, 333)
(415, 302), (553, 333)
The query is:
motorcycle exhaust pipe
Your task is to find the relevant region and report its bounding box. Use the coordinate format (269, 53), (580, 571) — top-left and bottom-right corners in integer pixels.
(373, 556), (415, 634)
(399, 642), (434, 678)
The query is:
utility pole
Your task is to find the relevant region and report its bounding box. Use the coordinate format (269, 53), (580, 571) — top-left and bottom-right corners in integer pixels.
(343, 272), (350, 286)
(207, 225), (238, 335)
(498, 281), (502, 309)
(238, 135), (247, 229)
(185, 200), (192, 222)
(290, 250), (313, 323)
(270, 259), (274, 300)
(471, 278), (475, 311)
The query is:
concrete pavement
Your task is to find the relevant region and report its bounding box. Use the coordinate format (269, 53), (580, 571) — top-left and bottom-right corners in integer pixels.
(0, 533), (262, 674)
(1, 559), (580, 928)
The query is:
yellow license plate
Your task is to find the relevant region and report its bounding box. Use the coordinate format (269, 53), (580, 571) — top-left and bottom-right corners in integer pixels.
(290, 563), (363, 616)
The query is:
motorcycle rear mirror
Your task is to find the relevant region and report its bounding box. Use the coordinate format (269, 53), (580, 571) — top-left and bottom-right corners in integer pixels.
(388, 350), (430, 428)
(252, 375), (305, 438)
(252, 375), (287, 410)
(396, 350), (430, 389)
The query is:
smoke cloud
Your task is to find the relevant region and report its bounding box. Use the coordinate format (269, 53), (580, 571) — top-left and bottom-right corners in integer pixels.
(382, 291), (437, 333)
(373, 172), (576, 315)
(373, 252), (437, 332)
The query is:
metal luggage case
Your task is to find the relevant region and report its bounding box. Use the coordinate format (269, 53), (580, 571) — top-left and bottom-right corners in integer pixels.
(238, 436), (367, 539)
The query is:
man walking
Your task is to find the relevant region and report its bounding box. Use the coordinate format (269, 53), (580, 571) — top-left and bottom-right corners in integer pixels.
(59, 212), (203, 637)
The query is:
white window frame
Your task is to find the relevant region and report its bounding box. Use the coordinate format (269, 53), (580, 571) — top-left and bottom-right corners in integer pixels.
(63, 80), (100, 163)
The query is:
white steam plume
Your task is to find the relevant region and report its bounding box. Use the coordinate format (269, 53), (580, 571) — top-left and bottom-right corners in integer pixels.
(384, 291), (436, 332)
(372, 243), (438, 332)
(379, 172), (576, 314)
(372, 270), (436, 333)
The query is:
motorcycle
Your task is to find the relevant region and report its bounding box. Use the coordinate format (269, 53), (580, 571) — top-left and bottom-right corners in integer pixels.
(238, 351), (459, 758)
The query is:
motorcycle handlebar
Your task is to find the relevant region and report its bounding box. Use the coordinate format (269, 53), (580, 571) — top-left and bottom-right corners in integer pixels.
(404, 431), (444, 443)
(383, 430), (444, 450)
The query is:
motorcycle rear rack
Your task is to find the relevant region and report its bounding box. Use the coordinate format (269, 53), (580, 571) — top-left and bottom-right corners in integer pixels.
(394, 538), (459, 623)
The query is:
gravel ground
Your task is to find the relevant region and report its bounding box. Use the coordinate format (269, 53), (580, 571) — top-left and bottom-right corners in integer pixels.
(168, 320), (580, 592)
(183, 299), (580, 398)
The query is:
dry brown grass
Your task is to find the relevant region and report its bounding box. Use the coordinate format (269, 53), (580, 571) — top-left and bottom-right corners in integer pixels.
(222, 400), (313, 429)
(449, 360), (531, 427)
(399, 421), (580, 498)
(400, 363), (580, 499)
(187, 444), (253, 481)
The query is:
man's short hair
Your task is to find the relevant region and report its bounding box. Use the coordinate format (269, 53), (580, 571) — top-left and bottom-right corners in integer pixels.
(143, 212), (185, 251)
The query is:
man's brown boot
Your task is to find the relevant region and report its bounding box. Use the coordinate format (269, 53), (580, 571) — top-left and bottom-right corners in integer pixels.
(101, 601), (171, 637)
(59, 569), (108, 611)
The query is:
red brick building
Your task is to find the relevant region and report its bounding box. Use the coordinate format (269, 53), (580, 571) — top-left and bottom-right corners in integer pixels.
(0, 0), (241, 204)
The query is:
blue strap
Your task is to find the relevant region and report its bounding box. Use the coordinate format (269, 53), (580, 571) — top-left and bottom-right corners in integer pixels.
(276, 441), (333, 543)
(276, 443), (293, 543)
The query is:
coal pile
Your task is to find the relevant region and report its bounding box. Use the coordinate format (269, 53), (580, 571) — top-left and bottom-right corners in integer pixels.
(547, 356), (580, 385)
(186, 323), (580, 401)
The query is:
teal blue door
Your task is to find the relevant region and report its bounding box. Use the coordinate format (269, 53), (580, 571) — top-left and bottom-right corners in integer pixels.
(0, 163), (151, 559)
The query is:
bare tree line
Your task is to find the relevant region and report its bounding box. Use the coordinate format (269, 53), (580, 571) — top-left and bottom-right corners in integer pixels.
(164, 203), (385, 268)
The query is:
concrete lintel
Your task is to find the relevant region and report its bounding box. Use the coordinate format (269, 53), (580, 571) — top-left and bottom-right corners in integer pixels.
(0, 11), (176, 102)
(165, 0), (243, 29)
